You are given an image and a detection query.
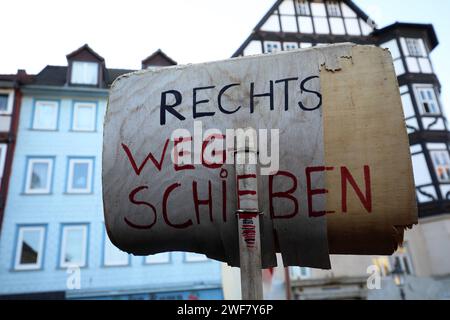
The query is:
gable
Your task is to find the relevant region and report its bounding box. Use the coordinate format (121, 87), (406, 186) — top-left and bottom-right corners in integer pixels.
(66, 44), (105, 63)
(259, 0), (374, 34)
(142, 50), (177, 69)
(234, 0), (376, 57)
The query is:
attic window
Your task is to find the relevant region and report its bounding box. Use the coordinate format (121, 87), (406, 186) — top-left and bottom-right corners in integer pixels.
(327, 1), (341, 17)
(71, 61), (99, 85)
(296, 0), (310, 16)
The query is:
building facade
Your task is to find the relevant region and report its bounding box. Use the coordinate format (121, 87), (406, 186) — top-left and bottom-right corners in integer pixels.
(230, 0), (450, 300)
(0, 45), (223, 300)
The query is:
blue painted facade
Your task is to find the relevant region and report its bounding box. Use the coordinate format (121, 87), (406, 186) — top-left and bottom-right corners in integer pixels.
(0, 70), (223, 299)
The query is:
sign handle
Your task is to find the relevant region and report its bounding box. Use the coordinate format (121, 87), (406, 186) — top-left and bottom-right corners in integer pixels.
(235, 136), (263, 300)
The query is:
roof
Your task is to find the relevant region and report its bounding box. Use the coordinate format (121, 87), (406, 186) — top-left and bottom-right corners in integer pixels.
(66, 44), (105, 62)
(373, 22), (439, 50)
(142, 49), (177, 68)
(0, 70), (34, 87)
(232, 0), (377, 57)
(2, 44), (177, 89)
(31, 65), (135, 87)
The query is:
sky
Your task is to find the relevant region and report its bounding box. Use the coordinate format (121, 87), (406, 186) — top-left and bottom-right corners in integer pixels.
(1, 0), (449, 109)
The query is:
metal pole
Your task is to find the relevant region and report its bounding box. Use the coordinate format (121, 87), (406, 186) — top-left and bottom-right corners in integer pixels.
(235, 131), (263, 300)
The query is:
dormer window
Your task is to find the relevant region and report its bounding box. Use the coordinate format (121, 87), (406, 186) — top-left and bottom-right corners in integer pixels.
(71, 61), (99, 85)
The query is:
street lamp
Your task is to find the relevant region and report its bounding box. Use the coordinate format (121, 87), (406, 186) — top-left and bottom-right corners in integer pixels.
(391, 259), (406, 300)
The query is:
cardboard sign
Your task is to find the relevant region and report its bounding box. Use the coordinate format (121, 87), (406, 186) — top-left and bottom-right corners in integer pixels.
(102, 44), (417, 269)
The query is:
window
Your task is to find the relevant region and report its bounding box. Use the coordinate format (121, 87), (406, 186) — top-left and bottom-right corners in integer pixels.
(312, 4), (330, 34)
(60, 225), (88, 268)
(327, 1), (341, 17)
(32, 101), (58, 130)
(416, 86), (439, 114)
(71, 61), (99, 85)
(14, 226), (45, 270)
(145, 252), (170, 264)
(406, 38), (424, 57)
(289, 267), (311, 280)
(25, 158), (53, 194)
(104, 233), (129, 266)
(264, 41), (281, 53)
(283, 42), (298, 51)
(0, 90), (13, 115)
(185, 252), (208, 262)
(67, 158), (94, 194)
(0, 144), (7, 180)
(0, 94), (8, 112)
(431, 151), (450, 182)
(72, 102), (96, 131)
(296, 0), (310, 15)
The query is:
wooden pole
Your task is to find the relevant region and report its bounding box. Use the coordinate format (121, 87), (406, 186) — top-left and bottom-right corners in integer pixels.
(235, 133), (263, 300)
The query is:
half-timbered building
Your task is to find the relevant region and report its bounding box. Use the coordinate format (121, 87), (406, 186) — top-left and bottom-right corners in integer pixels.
(231, 0), (450, 299)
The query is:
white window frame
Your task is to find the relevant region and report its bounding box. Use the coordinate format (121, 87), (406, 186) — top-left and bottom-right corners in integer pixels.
(431, 150), (450, 182)
(264, 41), (281, 54)
(60, 225), (88, 268)
(414, 85), (440, 115)
(14, 226), (45, 270)
(326, 1), (342, 17)
(405, 38), (424, 57)
(296, 0), (310, 16)
(0, 89), (14, 115)
(185, 252), (208, 262)
(104, 234), (129, 267)
(283, 42), (299, 51)
(67, 158), (94, 194)
(70, 61), (99, 85)
(0, 144), (7, 179)
(32, 100), (59, 130)
(72, 102), (96, 132)
(24, 158), (53, 194)
(145, 252), (170, 265)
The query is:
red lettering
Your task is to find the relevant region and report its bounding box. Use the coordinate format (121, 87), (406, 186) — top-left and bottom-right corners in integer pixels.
(341, 165), (372, 213)
(306, 166), (335, 217)
(192, 181), (213, 224)
(122, 139), (169, 175)
(202, 134), (226, 169)
(124, 186), (157, 229)
(163, 183), (193, 229)
(222, 179), (227, 222)
(173, 136), (195, 171)
(236, 174), (257, 210)
(269, 171), (298, 219)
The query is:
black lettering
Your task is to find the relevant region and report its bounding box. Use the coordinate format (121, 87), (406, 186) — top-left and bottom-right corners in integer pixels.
(193, 86), (216, 119)
(160, 90), (185, 125)
(218, 83), (241, 114)
(275, 77), (299, 111)
(250, 81), (274, 113)
(299, 76), (322, 111)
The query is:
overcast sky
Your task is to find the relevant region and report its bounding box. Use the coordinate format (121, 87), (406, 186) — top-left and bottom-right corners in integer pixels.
(1, 0), (449, 110)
